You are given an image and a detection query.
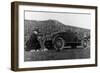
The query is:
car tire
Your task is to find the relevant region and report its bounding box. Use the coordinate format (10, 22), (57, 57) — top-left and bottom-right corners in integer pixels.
(53, 37), (65, 51)
(82, 40), (87, 48)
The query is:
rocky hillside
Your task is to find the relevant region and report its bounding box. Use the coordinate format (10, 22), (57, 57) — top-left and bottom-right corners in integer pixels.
(24, 19), (90, 36)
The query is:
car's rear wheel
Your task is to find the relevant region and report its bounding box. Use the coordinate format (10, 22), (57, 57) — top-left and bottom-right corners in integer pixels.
(53, 37), (65, 51)
(82, 40), (87, 48)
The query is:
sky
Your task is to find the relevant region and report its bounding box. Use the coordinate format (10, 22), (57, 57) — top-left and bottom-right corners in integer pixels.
(25, 11), (91, 29)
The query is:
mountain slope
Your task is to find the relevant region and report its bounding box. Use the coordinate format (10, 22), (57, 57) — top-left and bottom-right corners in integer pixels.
(24, 19), (90, 36)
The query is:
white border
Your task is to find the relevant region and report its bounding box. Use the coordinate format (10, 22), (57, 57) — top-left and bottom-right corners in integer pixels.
(18, 5), (96, 68)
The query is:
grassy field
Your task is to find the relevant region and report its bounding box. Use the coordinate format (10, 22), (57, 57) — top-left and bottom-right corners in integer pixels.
(24, 47), (90, 61)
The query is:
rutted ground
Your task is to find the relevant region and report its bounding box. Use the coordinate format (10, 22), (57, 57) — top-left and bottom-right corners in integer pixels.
(24, 47), (90, 61)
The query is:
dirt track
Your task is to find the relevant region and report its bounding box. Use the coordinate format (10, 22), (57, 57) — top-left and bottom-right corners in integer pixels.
(24, 47), (90, 61)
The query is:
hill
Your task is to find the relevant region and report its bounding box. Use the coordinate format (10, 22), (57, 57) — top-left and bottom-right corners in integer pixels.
(24, 19), (90, 36)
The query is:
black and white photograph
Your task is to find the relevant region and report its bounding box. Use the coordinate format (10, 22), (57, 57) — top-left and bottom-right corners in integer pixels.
(24, 11), (90, 61)
(11, 1), (97, 71)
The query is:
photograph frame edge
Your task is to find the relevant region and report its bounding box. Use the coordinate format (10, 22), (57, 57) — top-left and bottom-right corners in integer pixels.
(11, 1), (98, 71)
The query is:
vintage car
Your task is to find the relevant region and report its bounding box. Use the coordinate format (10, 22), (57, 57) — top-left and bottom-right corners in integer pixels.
(25, 29), (88, 51)
(44, 30), (82, 51)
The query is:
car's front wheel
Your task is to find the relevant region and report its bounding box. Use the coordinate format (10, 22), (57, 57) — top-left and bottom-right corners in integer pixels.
(53, 37), (65, 51)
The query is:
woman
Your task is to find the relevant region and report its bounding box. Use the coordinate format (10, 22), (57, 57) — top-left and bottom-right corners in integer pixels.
(25, 29), (41, 51)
